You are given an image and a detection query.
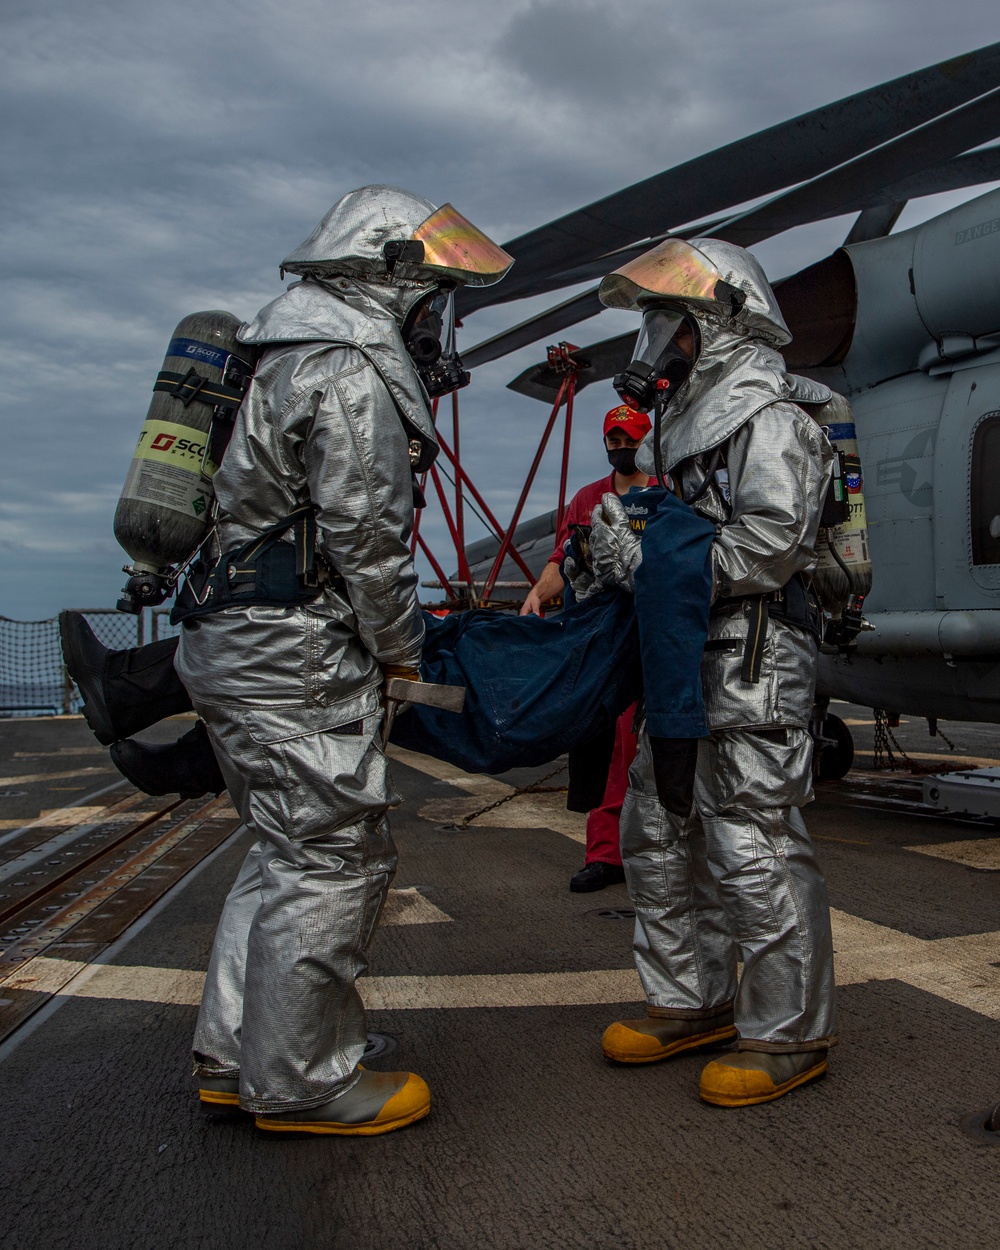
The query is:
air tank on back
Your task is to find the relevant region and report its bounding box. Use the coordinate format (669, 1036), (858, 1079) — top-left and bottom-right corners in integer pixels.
(812, 390), (873, 618)
(113, 311), (260, 613)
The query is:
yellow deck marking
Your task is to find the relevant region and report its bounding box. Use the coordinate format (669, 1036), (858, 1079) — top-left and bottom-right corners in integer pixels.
(0, 768), (113, 787)
(0, 805), (118, 833)
(388, 745), (585, 844)
(905, 838), (1000, 872)
(380, 887), (453, 925)
(14, 749), (107, 759)
(857, 752), (1000, 768)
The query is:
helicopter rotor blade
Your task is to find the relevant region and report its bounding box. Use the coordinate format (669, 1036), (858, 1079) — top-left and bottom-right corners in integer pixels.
(469, 142), (1000, 320)
(850, 142), (1000, 207)
(463, 289), (604, 371)
(715, 84), (1000, 247)
(464, 140), (1000, 372)
(843, 203), (908, 246)
(457, 42), (1000, 316)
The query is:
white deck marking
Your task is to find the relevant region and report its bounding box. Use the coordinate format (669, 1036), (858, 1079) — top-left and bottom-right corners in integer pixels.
(830, 909), (1000, 1021)
(388, 745), (586, 844)
(904, 838), (1000, 871)
(8, 909), (999, 1019)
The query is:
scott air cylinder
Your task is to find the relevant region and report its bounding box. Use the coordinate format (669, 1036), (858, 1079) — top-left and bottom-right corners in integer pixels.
(113, 311), (260, 613)
(811, 391), (873, 619)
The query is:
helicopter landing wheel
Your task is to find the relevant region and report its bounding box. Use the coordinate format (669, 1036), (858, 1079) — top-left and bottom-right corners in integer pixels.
(817, 713), (854, 780)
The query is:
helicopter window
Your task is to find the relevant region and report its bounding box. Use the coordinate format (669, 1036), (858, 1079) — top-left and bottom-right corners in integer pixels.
(970, 412), (1000, 565)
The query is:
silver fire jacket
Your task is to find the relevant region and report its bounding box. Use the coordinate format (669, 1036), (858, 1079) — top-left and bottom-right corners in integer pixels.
(631, 247), (833, 603)
(193, 274), (437, 701)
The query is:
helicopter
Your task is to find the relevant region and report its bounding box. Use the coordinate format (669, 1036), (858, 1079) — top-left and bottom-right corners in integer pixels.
(411, 41), (1000, 779)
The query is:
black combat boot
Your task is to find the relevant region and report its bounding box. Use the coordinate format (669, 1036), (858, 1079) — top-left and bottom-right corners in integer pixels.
(59, 611), (192, 743)
(110, 721), (226, 799)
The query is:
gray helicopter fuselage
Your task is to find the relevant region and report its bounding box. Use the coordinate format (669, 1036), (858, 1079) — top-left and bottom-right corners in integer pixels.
(806, 185), (1000, 721)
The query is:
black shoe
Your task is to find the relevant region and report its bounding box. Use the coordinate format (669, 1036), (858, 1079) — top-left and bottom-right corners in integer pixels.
(58, 611), (118, 744)
(570, 861), (627, 893)
(59, 612), (192, 741)
(110, 722), (226, 799)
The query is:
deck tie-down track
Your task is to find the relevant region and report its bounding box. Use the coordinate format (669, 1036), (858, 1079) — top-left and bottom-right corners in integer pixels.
(0, 786), (242, 1044)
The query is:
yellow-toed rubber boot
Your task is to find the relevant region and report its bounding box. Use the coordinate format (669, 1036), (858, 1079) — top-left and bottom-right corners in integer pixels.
(199, 1076), (241, 1107)
(699, 1049), (828, 1107)
(255, 1069), (431, 1136)
(602, 1008), (737, 1064)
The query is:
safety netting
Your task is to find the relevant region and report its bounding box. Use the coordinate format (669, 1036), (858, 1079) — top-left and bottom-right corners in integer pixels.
(0, 610), (175, 715)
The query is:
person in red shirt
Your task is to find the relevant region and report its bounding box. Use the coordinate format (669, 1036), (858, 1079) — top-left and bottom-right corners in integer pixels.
(520, 403), (651, 892)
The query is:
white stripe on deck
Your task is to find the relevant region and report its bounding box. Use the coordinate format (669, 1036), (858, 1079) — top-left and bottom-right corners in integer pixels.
(7, 911), (1000, 1020)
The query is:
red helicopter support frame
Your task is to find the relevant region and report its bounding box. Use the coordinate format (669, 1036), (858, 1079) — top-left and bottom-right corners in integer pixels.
(410, 343), (582, 610)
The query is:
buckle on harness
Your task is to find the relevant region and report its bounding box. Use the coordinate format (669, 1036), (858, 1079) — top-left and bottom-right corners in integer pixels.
(170, 367), (208, 407)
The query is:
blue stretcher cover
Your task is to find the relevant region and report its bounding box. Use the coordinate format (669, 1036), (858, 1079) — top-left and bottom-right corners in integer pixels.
(626, 486), (716, 740)
(394, 590), (642, 773)
(394, 486), (716, 774)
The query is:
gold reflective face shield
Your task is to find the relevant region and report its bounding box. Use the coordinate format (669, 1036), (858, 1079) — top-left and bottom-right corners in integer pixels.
(410, 204), (514, 287)
(599, 237), (724, 310)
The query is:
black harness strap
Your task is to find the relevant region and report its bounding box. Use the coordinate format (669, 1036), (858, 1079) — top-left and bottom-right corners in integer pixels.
(170, 504), (337, 624)
(154, 369), (249, 410)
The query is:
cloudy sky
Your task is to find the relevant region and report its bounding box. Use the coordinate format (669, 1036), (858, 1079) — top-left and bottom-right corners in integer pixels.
(2, 0), (1000, 620)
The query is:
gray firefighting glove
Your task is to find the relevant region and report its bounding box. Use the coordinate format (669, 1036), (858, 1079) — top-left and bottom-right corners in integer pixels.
(590, 493), (642, 594)
(563, 545), (601, 602)
(561, 521), (601, 602)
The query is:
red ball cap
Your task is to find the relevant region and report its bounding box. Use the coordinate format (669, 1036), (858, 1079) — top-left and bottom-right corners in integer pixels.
(603, 404), (652, 440)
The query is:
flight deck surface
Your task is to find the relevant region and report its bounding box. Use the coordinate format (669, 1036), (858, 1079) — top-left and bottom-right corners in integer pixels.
(1, 708), (998, 1250)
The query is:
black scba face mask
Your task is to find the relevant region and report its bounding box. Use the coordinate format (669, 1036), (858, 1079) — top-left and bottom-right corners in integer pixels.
(607, 446), (638, 476)
(612, 306), (699, 414)
(403, 287), (471, 399)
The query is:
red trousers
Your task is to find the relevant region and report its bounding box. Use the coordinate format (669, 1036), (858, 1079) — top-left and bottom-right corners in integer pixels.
(584, 705), (637, 866)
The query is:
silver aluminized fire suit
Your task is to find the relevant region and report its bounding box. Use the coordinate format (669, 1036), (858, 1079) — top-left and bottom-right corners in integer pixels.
(597, 238), (838, 1053)
(175, 186), (509, 1113)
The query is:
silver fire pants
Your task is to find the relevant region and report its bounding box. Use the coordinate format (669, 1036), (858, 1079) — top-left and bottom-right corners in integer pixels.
(189, 703), (397, 1112)
(175, 604), (399, 1113)
(620, 725), (837, 1051)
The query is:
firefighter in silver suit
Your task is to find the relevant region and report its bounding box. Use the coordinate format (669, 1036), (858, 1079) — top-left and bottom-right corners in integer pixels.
(589, 237), (837, 1106)
(175, 187), (512, 1134)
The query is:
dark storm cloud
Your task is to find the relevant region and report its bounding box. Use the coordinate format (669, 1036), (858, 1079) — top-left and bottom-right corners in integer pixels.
(2, 0), (999, 616)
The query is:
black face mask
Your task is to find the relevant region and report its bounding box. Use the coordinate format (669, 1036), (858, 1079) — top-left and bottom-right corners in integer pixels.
(612, 306), (699, 413)
(607, 446), (638, 476)
(402, 287), (470, 399)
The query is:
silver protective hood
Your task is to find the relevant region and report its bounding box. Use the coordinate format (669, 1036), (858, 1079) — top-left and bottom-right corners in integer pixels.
(281, 185), (439, 283)
(600, 236), (791, 347)
(627, 239), (794, 477)
(280, 184), (514, 289)
(685, 238), (791, 347)
(635, 318), (790, 478)
(238, 276), (438, 470)
(786, 374), (833, 408)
